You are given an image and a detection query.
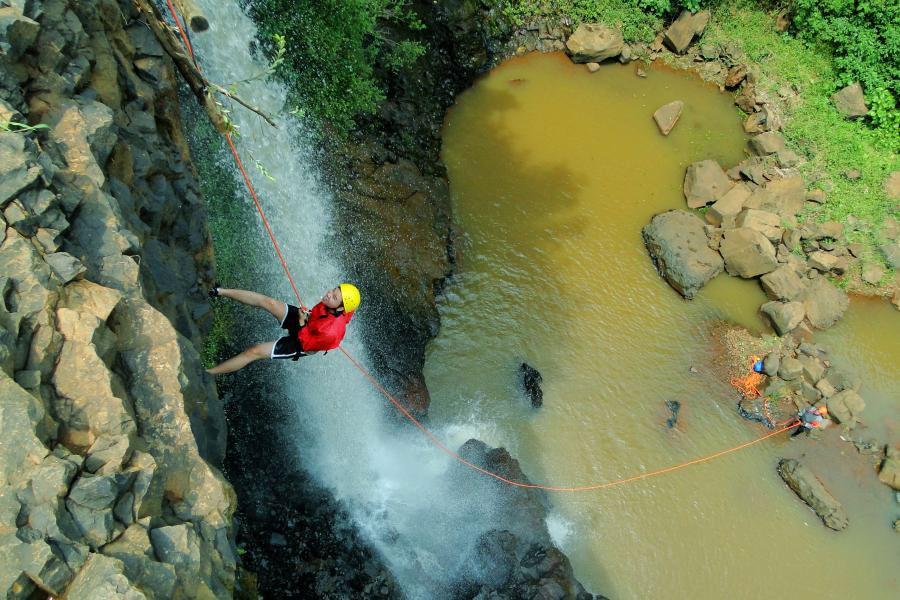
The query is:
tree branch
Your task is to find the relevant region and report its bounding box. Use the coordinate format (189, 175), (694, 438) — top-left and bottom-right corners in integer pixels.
(132, 0), (278, 131)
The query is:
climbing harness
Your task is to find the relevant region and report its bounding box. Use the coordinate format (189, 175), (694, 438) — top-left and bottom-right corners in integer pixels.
(163, 3), (799, 492)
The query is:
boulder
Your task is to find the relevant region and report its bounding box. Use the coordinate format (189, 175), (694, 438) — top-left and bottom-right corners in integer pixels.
(653, 100), (683, 136)
(0, 133), (42, 208)
(724, 64), (747, 89)
(880, 242), (900, 269)
(565, 23), (623, 63)
(807, 251), (840, 273)
(861, 262), (885, 285)
(744, 176), (805, 218)
(777, 459), (848, 531)
(642, 210), (724, 299)
(885, 171), (900, 200)
(519, 363), (543, 408)
(760, 265), (807, 301)
(719, 227), (778, 278)
(778, 356), (803, 381)
(800, 277), (848, 329)
(763, 351), (781, 377)
(748, 131), (786, 156)
(878, 446), (900, 491)
(43, 100), (116, 188)
(64, 553), (147, 600)
(797, 354), (825, 383)
(831, 82), (868, 118)
(761, 301), (805, 335)
(0, 375), (48, 487)
(44, 252), (86, 283)
(826, 389), (865, 426)
(706, 183), (751, 226)
(736, 208), (782, 243)
(663, 10), (711, 54)
(0, 6), (39, 60)
(683, 160), (732, 208)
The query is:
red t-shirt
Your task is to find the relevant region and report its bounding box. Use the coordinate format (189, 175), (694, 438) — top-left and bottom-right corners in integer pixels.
(297, 302), (353, 352)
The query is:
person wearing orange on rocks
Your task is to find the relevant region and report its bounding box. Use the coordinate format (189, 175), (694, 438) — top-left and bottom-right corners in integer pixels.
(790, 405), (830, 438)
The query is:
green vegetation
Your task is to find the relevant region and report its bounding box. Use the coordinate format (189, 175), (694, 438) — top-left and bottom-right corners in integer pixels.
(0, 120), (48, 133)
(791, 0), (899, 133)
(243, 0), (424, 134)
(703, 2), (897, 274)
(187, 109), (257, 367)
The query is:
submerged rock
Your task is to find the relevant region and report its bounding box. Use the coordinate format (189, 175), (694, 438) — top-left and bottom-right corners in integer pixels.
(665, 399), (681, 428)
(520, 363), (543, 408)
(777, 459), (848, 531)
(642, 209), (724, 299)
(653, 100), (684, 136)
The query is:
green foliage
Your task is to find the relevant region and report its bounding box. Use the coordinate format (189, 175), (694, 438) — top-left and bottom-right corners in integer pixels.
(244, 0), (425, 133)
(501, 1), (662, 41)
(704, 2), (898, 272)
(791, 0), (900, 136)
(0, 120), (49, 134)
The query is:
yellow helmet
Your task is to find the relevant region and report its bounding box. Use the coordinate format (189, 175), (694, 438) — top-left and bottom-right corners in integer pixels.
(339, 283), (361, 313)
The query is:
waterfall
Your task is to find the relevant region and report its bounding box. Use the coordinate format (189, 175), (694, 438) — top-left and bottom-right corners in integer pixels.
(188, 2), (503, 596)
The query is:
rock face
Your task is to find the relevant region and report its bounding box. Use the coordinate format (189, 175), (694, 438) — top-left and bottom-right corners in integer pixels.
(683, 160), (732, 208)
(565, 23), (623, 63)
(452, 440), (592, 599)
(831, 82), (869, 118)
(642, 210), (724, 299)
(800, 277), (849, 329)
(663, 10), (711, 54)
(777, 459), (848, 531)
(719, 228), (778, 278)
(878, 446), (900, 491)
(0, 1), (234, 598)
(653, 100), (684, 135)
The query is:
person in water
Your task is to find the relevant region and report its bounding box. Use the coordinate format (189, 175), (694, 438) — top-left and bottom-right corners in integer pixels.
(206, 283), (360, 375)
(790, 405), (830, 438)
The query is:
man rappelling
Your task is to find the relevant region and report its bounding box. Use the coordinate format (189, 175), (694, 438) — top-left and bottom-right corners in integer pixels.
(206, 283), (361, 374)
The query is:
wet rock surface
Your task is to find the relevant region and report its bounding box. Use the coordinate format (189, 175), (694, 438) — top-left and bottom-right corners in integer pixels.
(642, 209), (724, 299)
(777, 459), (849, 531)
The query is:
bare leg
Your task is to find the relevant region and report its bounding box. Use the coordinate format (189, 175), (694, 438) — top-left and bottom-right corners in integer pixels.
(207, 342), (274, 375)
(218, 288), (287, 323)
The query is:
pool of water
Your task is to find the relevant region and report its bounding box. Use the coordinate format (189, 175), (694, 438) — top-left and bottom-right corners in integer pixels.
(425, 52), (898, 599)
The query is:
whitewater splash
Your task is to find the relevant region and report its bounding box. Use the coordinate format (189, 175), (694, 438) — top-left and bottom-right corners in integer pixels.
(189, 1), (506, 596)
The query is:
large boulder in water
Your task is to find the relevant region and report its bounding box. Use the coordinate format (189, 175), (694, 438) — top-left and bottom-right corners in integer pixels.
(777, 459), (848, 531)
(565, 23), (623, 63)
(878, 445), (900, 491)
(451, 440), (595, 599)
(642, 210), (724, 299)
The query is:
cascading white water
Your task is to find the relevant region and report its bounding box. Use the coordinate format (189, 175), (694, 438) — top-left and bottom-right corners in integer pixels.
(189, 2), (509, 596)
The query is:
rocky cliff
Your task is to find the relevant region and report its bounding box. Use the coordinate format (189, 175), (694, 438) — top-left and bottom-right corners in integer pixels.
(1, 1), (235, 597)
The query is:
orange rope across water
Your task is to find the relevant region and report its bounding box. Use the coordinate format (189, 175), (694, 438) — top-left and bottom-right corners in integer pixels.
(165, 3), (796, 492)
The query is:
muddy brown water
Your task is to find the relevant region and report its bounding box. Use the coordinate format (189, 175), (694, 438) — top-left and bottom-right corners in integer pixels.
(425, 53), (898, 599)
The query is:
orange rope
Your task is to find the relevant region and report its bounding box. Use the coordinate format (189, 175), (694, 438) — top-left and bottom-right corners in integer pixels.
(166, 3), (796, 492)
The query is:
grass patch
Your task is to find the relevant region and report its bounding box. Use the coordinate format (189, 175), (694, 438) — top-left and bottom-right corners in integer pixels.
(185, 105), (261, 367)
(500, 0), (664, 42)
(703, 1), (899, 271)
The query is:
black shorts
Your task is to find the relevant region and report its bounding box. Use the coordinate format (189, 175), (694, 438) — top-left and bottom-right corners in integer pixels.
(271, 304), (307, 360)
